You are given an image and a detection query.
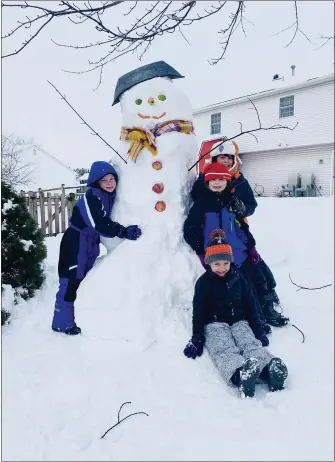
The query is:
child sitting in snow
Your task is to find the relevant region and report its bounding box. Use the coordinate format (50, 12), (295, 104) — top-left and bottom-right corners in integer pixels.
(184, 230), (288, 398)
(51, 161), (142, 336)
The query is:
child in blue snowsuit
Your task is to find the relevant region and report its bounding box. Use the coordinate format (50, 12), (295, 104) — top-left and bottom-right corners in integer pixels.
(52, 161), (142, 335)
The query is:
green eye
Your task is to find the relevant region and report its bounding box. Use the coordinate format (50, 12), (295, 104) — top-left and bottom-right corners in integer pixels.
(135, 98), (142, 105)
(158, 94), (166, 101)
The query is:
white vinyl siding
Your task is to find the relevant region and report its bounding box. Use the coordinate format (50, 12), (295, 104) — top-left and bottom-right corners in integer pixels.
(210, 112), (221, 135)
(193, 76), (334, 153)
(239, 144), (334, 197)
(279, 95), (294, 118)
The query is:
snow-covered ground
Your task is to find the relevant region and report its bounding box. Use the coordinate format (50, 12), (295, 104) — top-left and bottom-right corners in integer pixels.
(2, 197), (334, 461)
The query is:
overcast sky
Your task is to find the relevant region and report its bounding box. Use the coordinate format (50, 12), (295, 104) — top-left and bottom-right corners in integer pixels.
(2, 1), (334, 169)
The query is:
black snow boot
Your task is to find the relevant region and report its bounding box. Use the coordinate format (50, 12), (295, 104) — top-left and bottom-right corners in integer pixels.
(231, 358), (261, 398)
(52, 325), (82, 336)
(270, 289), (280, 305)
(260, 358), (288, 392)
(261, 295), (289, 327)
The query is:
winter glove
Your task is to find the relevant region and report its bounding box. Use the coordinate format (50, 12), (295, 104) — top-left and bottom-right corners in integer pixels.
(184, 334), (205, 359)
(118, 225), (142, 240)
(247, 247), (260, 264)
(258, 334), (269, 347)
(229, 195), (247, 216)
(125, 225), (142, 240)
(252, 323), (269, 347)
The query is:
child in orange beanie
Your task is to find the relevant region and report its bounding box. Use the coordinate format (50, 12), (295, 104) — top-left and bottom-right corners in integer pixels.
(184, 230), (288, 398)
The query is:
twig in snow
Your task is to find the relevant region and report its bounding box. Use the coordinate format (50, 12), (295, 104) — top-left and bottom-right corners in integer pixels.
(47, 81), (127, 164)
(289, 273), (332, 292)
(100, 401), (149, 439)
(290, 323), (305, 343)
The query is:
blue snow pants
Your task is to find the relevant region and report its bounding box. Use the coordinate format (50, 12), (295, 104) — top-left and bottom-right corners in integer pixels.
(52, 226), (100, 331)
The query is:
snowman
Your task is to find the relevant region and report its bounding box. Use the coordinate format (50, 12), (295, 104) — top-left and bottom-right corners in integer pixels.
(76, 62), (202, 346)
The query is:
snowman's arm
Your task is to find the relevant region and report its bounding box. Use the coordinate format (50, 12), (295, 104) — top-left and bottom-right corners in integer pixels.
(192, 276), (208, 339)
(84, 193), (126, 239)
(183, 203), (205, 255)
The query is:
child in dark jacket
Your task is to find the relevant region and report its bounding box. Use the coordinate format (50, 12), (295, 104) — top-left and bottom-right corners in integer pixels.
(51, 161), (142, 335)
(184, 230), (288, 398)
(191, 141), (289, 327)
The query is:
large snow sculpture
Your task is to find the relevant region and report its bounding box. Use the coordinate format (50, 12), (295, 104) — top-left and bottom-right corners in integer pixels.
(77, 62), (202, 346)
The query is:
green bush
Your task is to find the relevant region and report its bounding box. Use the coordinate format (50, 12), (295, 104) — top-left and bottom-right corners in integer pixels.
(1, 182), (47, 324)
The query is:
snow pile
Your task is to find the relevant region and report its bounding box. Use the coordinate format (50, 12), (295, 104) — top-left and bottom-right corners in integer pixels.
(2, 199), (18, 212)
(2, 197), (334, 461)
(21, 239), (34, 251)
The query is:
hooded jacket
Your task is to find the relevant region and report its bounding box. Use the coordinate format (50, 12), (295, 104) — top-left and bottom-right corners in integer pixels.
(70, 161), (125, 238)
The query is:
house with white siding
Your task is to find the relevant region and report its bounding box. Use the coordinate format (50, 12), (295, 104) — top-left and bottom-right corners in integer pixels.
(193, 73), (334, 196)
(18, 145), (77, 192)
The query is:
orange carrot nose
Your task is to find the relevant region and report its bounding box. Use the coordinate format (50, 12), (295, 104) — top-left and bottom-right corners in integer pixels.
(148, 97), (155, 105)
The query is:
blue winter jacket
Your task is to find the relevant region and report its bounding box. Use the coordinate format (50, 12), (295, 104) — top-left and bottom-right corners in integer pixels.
(70, 161), (125, 239)
(183, 188), (250, 267)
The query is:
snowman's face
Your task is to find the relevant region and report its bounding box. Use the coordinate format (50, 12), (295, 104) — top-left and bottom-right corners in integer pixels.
(120, 77), (193, 128)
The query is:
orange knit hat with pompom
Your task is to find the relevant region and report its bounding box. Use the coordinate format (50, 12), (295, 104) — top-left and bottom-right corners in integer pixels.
(205, 229), (233, 265)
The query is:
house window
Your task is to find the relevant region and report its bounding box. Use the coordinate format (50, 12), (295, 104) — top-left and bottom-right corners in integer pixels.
(210, 112), (221, 135)
(279, 95), (294, 118)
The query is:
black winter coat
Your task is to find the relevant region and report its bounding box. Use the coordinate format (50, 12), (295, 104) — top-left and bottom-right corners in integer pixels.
(191, 172), (258, 217)
(192, 265), (263, 340)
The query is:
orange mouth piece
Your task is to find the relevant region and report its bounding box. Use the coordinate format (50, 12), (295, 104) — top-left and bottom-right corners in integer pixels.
(138, 112), (166, 120)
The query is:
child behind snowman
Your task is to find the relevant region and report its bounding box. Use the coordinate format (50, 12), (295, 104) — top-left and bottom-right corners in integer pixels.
(51, 161), (142, 336)
(184, 230), (288, 398)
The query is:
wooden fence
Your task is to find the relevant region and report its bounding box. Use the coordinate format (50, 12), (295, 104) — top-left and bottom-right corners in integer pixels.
(21, 184), (86, 236)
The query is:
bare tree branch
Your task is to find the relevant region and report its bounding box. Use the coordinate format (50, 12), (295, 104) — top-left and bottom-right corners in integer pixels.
(1, 134), (36, 187)
(273, 1), (315, 48)
(100, 401), (149, 439)
(2, 0), (330, 85)
(289, 273), (332, 292)
(315, 35), (334, 49)
(188, 97), (299, 171)
(47, 80), (127, 163)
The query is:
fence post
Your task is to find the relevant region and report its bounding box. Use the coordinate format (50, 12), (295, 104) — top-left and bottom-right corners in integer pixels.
(67, 193), (76, 220)
(47, 192), (53, 236)
(28, 191), (34, 216)
(39, 189), (46, 236)
(54, 193), (60, 235)
(31, 191), (38, 223)
(60, 184), (66, 232)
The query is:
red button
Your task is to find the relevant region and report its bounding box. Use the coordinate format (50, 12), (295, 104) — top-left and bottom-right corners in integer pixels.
(152, 161), (163, 170)
(155, 201), (166, 212)
(152, 183), (164, 194)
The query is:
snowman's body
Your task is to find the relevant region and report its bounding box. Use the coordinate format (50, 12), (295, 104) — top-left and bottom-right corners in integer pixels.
(76, 76), (202, 345)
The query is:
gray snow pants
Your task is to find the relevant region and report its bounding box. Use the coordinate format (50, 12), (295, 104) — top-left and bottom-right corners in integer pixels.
(204, 320), (274, 385)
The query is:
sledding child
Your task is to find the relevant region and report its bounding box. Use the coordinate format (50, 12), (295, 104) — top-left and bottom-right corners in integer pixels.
(190, 145), (289, 328)
(51, 161), (142, 335)
(184, 230), (288, 398)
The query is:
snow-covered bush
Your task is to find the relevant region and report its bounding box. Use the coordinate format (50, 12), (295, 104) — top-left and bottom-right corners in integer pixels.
(1, 181), (47, 324)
